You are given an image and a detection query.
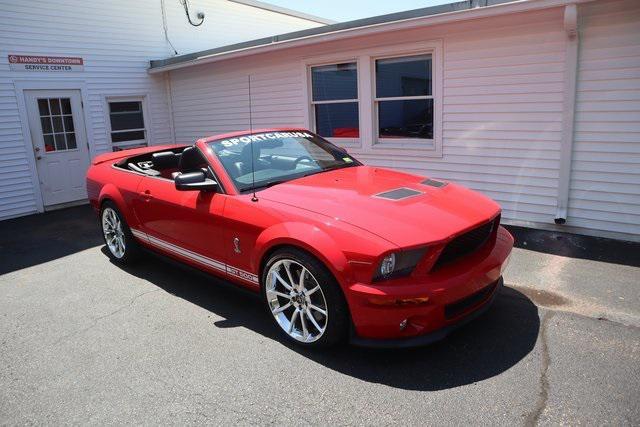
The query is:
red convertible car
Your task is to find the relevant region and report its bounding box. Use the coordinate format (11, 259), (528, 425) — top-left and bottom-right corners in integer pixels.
(86, 129), (513, 348)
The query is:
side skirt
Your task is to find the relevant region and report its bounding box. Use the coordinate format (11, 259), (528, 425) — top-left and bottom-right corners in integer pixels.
(130, 227), (259, 288)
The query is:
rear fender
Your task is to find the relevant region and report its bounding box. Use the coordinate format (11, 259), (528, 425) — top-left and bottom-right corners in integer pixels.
(253, 222), (352, 286)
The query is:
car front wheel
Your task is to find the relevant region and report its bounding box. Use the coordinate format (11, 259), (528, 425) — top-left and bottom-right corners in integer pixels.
(262, 248), (349, 348)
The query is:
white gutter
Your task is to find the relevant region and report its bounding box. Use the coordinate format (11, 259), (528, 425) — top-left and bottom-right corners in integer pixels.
(149, 0), (595, 74)
(555, 3), (580, 224)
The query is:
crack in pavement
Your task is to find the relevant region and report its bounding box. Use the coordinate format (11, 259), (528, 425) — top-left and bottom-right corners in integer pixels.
(525, 310), (554, 426)
(46, 289), (160, 348)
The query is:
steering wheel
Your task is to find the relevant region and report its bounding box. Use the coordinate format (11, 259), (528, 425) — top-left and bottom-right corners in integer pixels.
(293, 155), (315, 168)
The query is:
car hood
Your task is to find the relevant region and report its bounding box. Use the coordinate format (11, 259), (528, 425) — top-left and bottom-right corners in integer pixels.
(259, 166), (501, 248)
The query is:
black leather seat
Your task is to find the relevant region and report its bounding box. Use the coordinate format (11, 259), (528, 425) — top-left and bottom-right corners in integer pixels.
(234, 143), (260, 176)
(151, 151), (179, 169)
(179, 146), (206, 173)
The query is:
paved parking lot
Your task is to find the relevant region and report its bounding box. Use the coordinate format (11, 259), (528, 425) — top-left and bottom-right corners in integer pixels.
(1, 206), (639, 425)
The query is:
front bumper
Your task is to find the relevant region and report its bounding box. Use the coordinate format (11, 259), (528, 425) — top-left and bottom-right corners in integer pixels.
(350, 277), (503, 348)
(345, 226), (513, 346)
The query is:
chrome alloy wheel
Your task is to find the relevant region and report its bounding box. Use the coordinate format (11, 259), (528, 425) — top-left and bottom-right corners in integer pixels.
(266, 259), (328, 343)
(102, 207), (126, 259)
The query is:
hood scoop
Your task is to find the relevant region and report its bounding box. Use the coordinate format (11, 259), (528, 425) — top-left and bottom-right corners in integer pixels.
(422, 178), (447, 188)
(374, 187), (423, 201)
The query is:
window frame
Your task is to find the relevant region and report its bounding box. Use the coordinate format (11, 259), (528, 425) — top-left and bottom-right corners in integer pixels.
(302, 40), (443, 157)
(104, 95), (150, 151)
(373, 53), (434, 146)
(306, 59), (361, 148)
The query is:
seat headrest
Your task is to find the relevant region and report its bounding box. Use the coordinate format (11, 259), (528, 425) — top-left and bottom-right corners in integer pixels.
(179, 146), (204, 172)
(152, 151), (179, 169)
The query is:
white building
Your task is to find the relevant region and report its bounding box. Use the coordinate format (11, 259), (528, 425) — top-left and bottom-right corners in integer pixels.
(1, 0), (639, 242)
(0, 0), (328, 217)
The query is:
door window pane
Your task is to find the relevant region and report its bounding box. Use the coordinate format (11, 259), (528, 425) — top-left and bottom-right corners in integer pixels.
(40, 117), (52, 134)
(315, 103), (359, 138)
(378, 99), (433, 139)
(54, 133), (66, 151)
(38, 99), (50, 116)
(44, 134), (55, 152)
(311, 63), (358, 101)
(61, 98), (72, 114)
(66, 132), (77, 149)
(376, 55), (432, 98)
(37, 97), (76, 152)
(52, 116), (63, 133)
(50, 98), (61, 115)
(63, 116), (74, 132)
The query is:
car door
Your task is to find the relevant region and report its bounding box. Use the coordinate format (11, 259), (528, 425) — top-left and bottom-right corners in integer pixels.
(133, 174), (228, 276)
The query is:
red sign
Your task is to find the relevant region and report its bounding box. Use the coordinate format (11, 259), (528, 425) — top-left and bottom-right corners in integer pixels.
(8, 54), (84, 72)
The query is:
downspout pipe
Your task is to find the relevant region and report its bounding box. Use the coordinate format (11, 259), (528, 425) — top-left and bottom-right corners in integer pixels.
(555, 4), (579, 224)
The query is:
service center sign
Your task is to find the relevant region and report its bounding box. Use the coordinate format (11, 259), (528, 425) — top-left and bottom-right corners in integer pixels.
(8, 54), (84, 72)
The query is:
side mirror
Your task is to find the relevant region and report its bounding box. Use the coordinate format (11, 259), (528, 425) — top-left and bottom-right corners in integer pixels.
(174, 171), (218, 192)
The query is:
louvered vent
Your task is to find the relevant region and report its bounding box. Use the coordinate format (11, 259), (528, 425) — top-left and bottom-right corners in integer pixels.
(374, 188), (422, 200)
(422, 178), (447, 188)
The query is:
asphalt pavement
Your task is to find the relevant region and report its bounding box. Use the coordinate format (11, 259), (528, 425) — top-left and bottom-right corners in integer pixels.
(0, 206), (638, 425)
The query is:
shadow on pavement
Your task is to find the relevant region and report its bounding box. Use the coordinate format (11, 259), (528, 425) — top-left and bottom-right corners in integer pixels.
(0, 205), (102, 275)
(113, 248), (540, 392)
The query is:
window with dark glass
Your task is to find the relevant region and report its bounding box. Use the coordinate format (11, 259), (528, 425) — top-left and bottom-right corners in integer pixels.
(37, 98), (77, 152)
(108, 100), (147, 151)
(375, 54), (433, 140)
(311, 62), (359, 138)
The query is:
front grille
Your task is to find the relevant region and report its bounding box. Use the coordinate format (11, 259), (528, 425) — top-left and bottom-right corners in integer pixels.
(444, 279), (498, 319)
(433, 216), (499, 270)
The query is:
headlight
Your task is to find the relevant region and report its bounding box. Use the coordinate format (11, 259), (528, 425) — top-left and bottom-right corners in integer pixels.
(379, 253), (396, 277)
(373, 248), (427, 282)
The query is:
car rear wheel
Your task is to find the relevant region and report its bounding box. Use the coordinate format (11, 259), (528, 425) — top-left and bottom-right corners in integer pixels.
(100, 201), (139, 264)
(261, 248), (348, 348)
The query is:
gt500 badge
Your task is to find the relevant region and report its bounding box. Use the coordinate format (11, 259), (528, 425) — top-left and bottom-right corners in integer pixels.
(219, 131), (312, 147)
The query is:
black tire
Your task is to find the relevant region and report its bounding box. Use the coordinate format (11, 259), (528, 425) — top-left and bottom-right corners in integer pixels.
(261, 247), (349, 348)
(99, 200), (141, 265)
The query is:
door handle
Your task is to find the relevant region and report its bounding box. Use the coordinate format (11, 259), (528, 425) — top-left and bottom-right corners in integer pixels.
(141, 190), (153, 201)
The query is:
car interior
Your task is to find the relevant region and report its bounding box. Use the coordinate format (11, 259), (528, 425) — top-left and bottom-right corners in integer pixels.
(115, 146), (210, 180)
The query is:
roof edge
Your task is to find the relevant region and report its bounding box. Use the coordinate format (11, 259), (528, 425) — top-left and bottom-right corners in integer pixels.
(150, 0), (593, 74)
(228, 0), (336, 25)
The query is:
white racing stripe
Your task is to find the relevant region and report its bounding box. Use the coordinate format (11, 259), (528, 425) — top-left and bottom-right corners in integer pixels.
(130, 228), (259, 284)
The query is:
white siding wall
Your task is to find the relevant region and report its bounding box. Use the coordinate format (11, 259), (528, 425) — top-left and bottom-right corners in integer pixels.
(170, 59), (306, 143)
(0, 0), (325, 220)
(0, 0), (174, 219)
(570, 0), (640, 235)
(163, 0), (325, 55)
(168, 7), (571, 230)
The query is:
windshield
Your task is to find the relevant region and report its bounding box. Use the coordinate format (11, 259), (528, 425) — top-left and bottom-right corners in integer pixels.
(208, 131), (360, 192)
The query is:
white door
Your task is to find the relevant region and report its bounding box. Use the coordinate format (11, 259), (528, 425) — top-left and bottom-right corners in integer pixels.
(24, 89), (90, 207)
